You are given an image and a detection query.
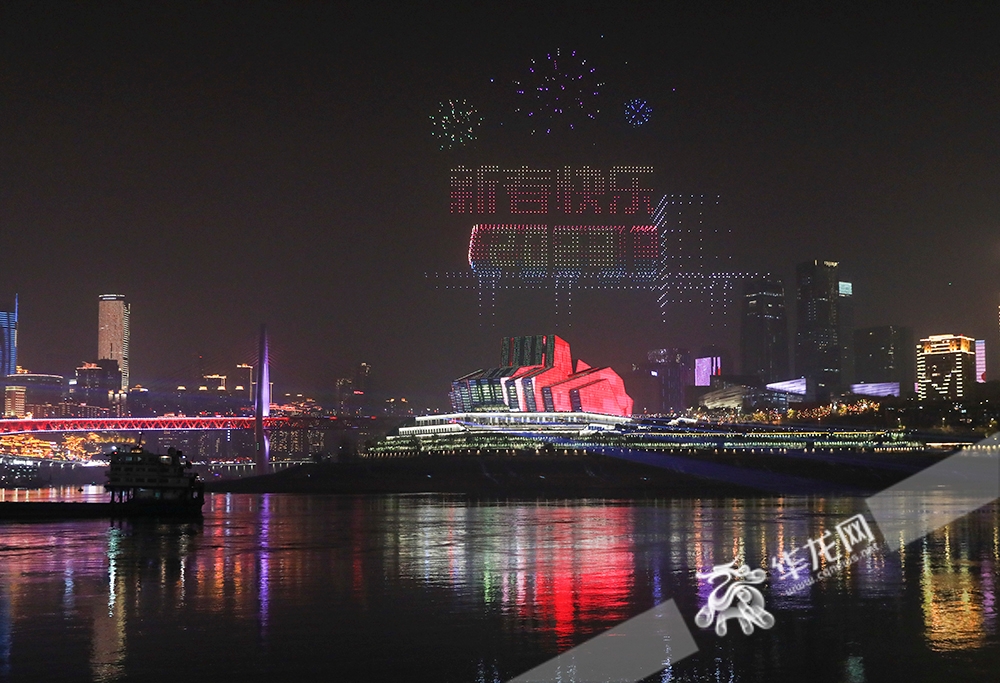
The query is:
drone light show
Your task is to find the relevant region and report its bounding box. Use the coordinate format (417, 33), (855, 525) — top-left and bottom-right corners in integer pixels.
(513, 48), (604, 134)
(424, 50), (757, 326)
(429, 99), (483, 150)
(430, 164), (761, 325)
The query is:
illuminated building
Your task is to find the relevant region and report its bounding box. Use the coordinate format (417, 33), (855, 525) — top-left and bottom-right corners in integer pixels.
(72, 359), (125, 413)
(916, 334), (976, 401)
(854, 325), (915, 391)
(795, 260), (842, 400)
(334, 378), (353, 414)
(850, 382), (901, 397)
(354, 363), (371, 394)
(648, 348), (693, 413)
(3, 373), (64, 410)
(630, 348), (693, 414)
(450, 335), (633, 417)
(0, 295), (16, 378)
(975, 339), (986, 383)
(838, 281), (855, 385)
(3, 385), (25, 418)
(127, 386), (153, 417)
(694, 356), (722, 387)
(740, 278), (789, 384)
(98, 294), (130, 390)
(766, 377), (808, 396)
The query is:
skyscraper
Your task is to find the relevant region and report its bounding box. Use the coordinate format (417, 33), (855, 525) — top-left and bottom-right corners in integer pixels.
(0, 295), (17, 378)
(795, 260), (841, 400)
(916, 334), (976, 401)
(98, 294), (130, 390)
(838, 281), (855, 385)
(854, 325), (915, 390)
(975, 339), (986, 383)
(740, 278), (789, 384)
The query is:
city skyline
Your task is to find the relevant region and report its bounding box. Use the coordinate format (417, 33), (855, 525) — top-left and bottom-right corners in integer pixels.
(1, 3), (999, 398)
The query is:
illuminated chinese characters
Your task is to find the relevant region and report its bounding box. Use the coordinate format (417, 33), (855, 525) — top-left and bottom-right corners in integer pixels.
(772, 513), (878, 593)
(450, 165), (653, 216)
(454, 165), (657, 279)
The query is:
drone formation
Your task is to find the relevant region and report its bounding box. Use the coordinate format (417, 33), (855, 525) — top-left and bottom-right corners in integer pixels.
(426, 51), (757, 325)
(512, 48), (604, 135)
(428, 99), (483, 150)
(624, 98), (653, 126)
(429, 49), (659, 145)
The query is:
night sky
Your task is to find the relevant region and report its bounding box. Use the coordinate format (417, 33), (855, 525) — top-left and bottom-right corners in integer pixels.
(2, 2), (999, 406)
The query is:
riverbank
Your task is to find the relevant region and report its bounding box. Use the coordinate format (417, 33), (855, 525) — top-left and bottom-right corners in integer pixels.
(207, 448), (951, 498)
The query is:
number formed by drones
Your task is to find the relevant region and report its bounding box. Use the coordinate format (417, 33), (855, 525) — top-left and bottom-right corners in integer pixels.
(429, 99), (482, 150)
(624, 98), (653, 127)
(513, 48), (604, 134)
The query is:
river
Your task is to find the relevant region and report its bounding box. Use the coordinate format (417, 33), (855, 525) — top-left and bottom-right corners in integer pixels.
(0, 489), (997, 682)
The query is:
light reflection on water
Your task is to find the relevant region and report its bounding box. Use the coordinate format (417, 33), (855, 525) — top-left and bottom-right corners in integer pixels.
(0, 491), (996, 682)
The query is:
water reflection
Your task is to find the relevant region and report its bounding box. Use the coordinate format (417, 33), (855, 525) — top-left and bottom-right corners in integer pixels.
(0, 492), (996, 682)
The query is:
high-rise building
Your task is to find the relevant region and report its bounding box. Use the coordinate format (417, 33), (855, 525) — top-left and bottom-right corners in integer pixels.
(73, 359), (125, 412)
(854, 325), (915, 390)
(4, 385), (26, 418)
(354, 362), (371, 394)
(645, 348), (694, 413)
(0, 295), (17, 378)
(975, 339), (986, 383)
(740, 278), (789, 384)
(3, 373), (64, 409)
(98, 294), (130, 390)
(795, 260), (841, 400)
(838, 281), (855, 385)
(916, 334), (976, 401)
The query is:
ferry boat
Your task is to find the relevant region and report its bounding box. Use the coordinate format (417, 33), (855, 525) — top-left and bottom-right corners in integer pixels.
(105, 444), (205, 516)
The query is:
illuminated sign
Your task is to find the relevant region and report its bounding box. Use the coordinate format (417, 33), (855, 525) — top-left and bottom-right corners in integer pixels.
(468, 224), (658, 279)
(450, 165), (653, 216)
(694, 356), (722, 387)
(434, 162), (761, 322)
(766, 378), (808, 395)
(838, 281), (853, 296)
(851, 382), (900, 397)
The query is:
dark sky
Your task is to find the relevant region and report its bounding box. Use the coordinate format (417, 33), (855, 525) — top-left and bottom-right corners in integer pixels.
(2, 2), (999, 405)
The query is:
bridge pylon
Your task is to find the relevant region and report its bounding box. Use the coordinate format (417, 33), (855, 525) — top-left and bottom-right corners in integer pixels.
(254, 324), (271, 474)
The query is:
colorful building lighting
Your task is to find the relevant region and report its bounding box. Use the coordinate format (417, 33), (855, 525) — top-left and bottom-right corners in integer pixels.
(916, 334), (976, 401)
(975, 339), (986, 383)
(450, 335), (633, 417)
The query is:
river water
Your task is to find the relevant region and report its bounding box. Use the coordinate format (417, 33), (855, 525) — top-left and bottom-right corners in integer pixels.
(0, 489), (997, 682)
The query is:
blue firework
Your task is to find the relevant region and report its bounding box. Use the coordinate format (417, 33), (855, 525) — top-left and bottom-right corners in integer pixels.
(624, 98), (653, 127)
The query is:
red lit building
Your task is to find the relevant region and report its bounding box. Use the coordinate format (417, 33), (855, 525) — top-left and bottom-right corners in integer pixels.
(450, 335), (633, 417)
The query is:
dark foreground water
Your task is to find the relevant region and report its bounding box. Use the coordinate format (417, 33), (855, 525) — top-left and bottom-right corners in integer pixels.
(0, 489), (997, 682)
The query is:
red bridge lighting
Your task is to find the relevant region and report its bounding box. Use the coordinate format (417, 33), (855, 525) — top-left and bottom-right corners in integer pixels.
(0, 417), (293, 436)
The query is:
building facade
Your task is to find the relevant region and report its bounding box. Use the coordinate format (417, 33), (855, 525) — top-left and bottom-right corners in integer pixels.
(0, 295), (17, 378)
(450, 334), (633, 417)
(3, 373), (64, 412)
(795, 260), (841, 400)
(838, 281), (855, 385)
(740, 278), (790, 384)
(98, 294), (130, 390)
(73, 359), (126, 413)
(916, 334), (976, 401)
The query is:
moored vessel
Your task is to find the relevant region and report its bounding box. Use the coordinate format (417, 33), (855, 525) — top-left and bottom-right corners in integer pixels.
(105, 444), (205, 516)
